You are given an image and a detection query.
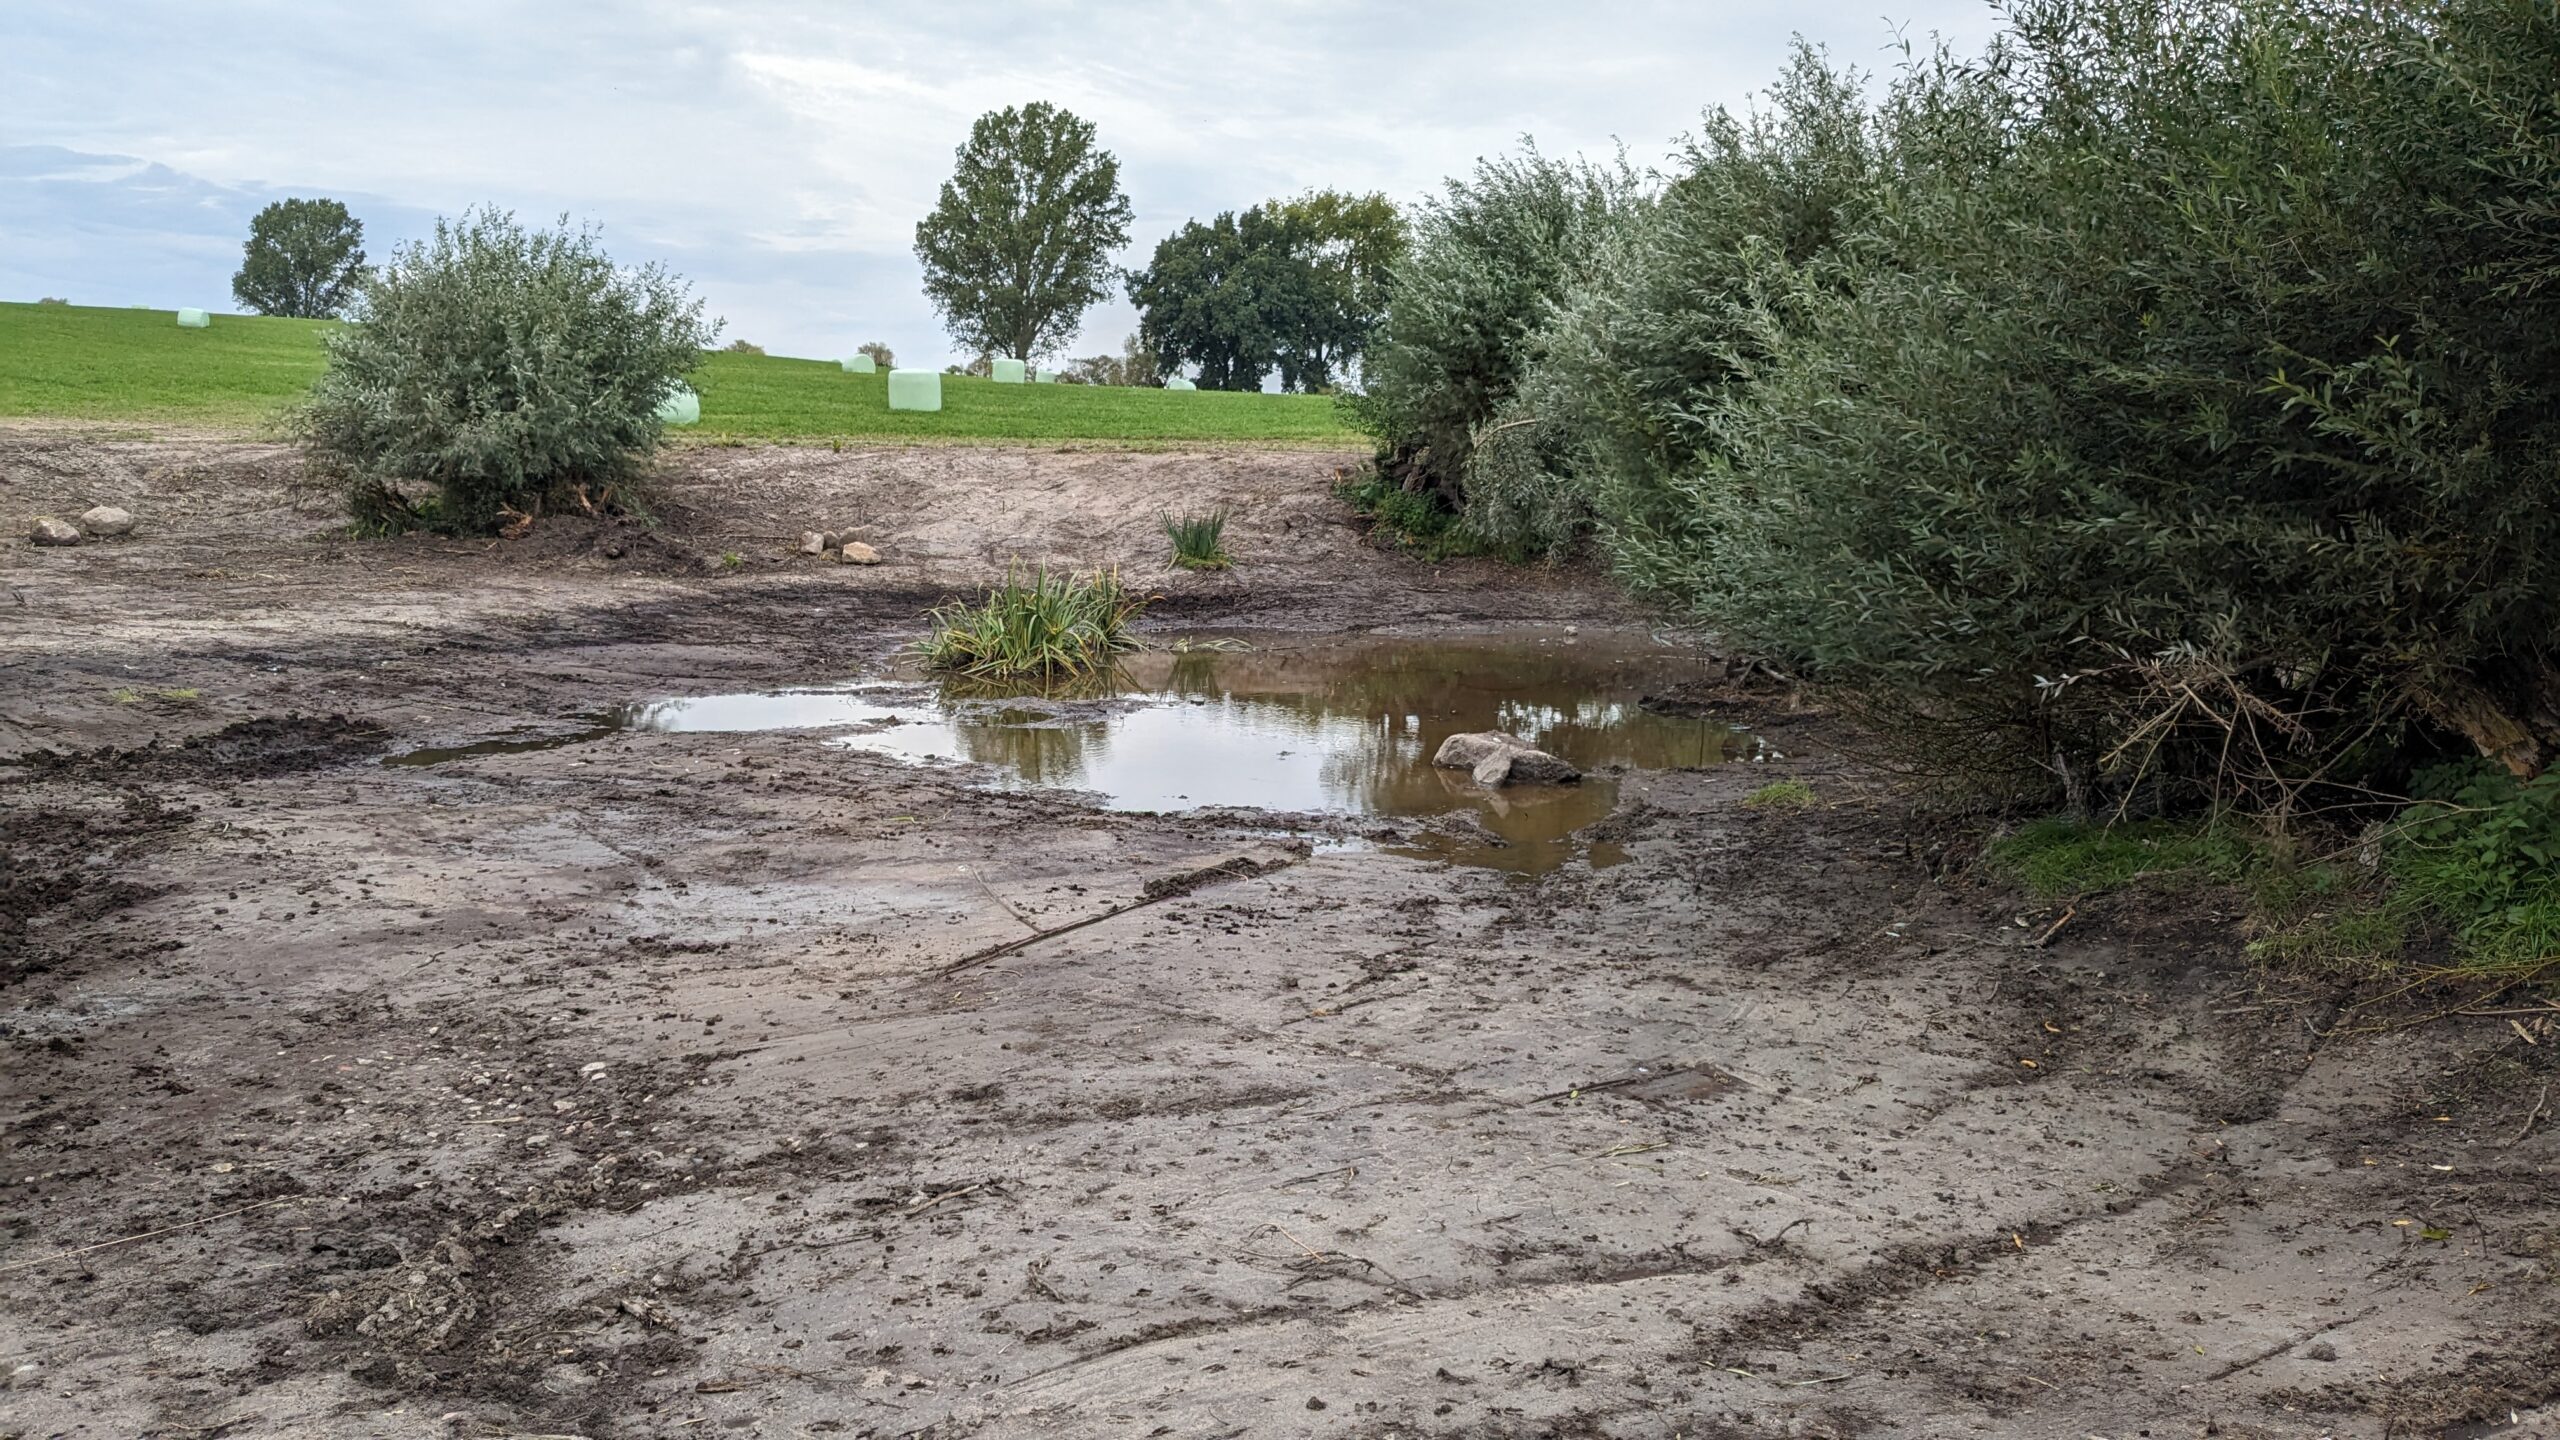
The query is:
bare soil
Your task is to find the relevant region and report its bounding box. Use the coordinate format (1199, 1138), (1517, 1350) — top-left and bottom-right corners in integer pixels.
(2, 429), (2554, 1440)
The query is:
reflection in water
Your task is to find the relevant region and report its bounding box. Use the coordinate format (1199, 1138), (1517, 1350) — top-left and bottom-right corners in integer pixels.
(423, 633), (1743, 873)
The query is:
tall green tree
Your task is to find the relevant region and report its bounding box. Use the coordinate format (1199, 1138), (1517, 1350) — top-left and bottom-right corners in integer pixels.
(1127, 201), (1393, 393)
(1271, 190), (1406, 388)
(1127, 209), (1315, 391)
(232, 197), (368, 318)
(914, 102), (1133, 362)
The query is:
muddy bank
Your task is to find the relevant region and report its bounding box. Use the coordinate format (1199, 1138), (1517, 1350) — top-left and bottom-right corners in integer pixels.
(1, 435), (2554, 1440)
(0, 428), (1634, 761)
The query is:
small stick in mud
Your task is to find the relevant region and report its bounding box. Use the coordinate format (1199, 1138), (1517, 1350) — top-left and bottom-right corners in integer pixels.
(2027, 904), (2077, 948)
(1735, 1216), (1814, 1249)
(2513, 1082), (2552, 1148)
(965, 867), (1035, 931)
(937, 851), (1301, 978)
(2200, 1304), (2380, 1382)
(1269, 1223), (1324, 1260)
(1276, 1164), (1359, 1188)
(904, 1182), (988, 1216)
(0, 1195), (313, 1276)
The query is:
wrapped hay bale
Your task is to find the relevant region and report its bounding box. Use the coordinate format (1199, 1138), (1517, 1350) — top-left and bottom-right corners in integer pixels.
(842, 354), (877, 374)
(175, 308), (210, 328)
(888, 368), (943, 412)
(656, 383), (701, 426)
(1165, 376), (1196, 391)
(990, 357), (1027, 384)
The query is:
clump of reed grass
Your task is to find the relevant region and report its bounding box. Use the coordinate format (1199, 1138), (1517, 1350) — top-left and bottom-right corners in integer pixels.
(913, 568), (1145, 681)
(1162, 508), (1232, 571)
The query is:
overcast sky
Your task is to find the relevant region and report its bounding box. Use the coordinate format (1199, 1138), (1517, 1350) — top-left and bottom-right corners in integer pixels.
(3, 2), (2004, 368)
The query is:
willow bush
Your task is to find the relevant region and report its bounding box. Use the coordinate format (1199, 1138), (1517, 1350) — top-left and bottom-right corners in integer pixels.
(1459, 44), (1949, 560)
(1699, 0), (2560, 803)
(1344, 146), (1639, 507)
(1374, 0), (2560, 809)
(299, 210), (714, 536)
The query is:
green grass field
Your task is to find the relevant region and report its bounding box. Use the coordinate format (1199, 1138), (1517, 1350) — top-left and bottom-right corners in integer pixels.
(0, 302), (337, 429)
(0, 301), (1363, 447)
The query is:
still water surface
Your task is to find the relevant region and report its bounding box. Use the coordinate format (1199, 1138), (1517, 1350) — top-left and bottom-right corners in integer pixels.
(395, 633), (1743, 872)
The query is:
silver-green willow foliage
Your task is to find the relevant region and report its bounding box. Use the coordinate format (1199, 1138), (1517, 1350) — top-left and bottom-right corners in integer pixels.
(298, 211), (715, 536)
(1425, 0), (2560, 796)
(1461, 45), (1906, 564)
(1344, 144), (1641, 503)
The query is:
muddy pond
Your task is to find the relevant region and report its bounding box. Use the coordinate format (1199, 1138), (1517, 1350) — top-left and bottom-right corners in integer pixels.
(393, 631), (1745, 872)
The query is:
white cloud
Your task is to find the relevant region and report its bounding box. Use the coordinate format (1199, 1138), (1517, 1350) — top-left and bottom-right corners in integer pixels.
(1, 0), (2007, 367)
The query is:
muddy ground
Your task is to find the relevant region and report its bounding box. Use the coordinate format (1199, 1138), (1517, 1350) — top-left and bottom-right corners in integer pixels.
(2, 428), (2554, 1440)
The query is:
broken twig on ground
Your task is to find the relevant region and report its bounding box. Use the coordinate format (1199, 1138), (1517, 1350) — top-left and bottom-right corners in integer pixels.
(2512, 1083), (2551, 1148)
(0, 1196), (314, 1276)
(937, 853), (1299, 978)
(2027, 905), (2076, 948)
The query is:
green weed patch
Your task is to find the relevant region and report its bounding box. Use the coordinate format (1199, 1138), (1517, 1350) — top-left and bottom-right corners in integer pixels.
(914, 569), (1145, 682)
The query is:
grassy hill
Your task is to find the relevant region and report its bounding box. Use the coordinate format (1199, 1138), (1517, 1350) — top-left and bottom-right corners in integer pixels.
(0, 302), (1364, 447)
(0, 302), (335, 429)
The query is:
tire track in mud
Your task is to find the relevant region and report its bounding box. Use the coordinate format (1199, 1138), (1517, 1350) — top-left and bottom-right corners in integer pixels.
(1688, 1156), (2218, 1360)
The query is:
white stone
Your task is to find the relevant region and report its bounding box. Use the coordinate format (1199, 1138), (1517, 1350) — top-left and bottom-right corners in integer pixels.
(78, 505), (135, 537)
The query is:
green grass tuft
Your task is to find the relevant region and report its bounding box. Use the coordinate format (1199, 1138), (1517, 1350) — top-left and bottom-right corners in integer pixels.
(2247, 903), (2409, 978)
(1334, 467), (1529, 562)
(913, 569), (1146, 682)
(1992, 785), (2560, 990)
(0, 302), (1361, 447)
(111, 685), (206, 707)
(1988, 818), (2256, 897)
(1742, 779), (1817, 812)
(1162, 509), (1232, 571)
(2387, 764), (2560, 981)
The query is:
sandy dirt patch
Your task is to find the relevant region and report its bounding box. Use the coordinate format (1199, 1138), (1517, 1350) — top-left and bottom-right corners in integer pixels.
(1, 433), (2552, 1439)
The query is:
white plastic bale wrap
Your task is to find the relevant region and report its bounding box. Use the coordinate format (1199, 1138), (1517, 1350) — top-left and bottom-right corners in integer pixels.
(887, 368), (943, 412)
(1165, 376), (1197, 391)
(842, 355), (877, 374)
(990, 357), (1027, 384)
(175, 308), (210, 328)
(656, 383), (701, 426)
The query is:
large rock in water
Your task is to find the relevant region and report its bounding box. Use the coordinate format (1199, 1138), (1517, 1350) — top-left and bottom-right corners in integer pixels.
(28, 516), (81, 547)
(1433, 731), (1581, 787)
(79, 506), (135, 537)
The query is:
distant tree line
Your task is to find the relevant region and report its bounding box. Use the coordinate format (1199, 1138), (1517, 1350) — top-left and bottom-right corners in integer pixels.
(912, 103), (1408, 389)
(222, 106), (1415, 395)
(1124, 191), (1404, 393)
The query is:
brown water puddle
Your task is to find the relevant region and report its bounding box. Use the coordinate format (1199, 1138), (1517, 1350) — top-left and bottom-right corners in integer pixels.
(392, 631), (1747, 872)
